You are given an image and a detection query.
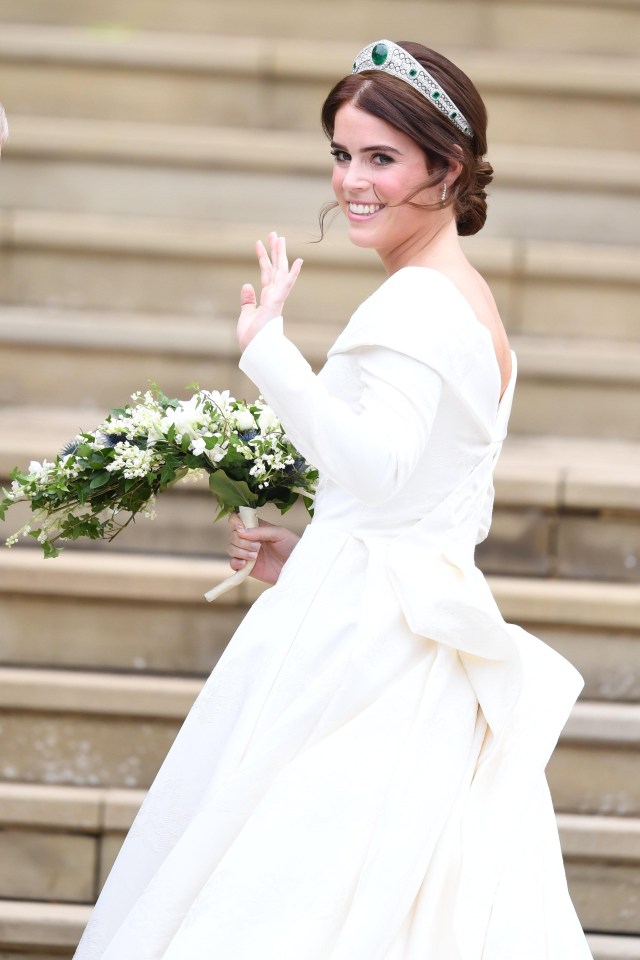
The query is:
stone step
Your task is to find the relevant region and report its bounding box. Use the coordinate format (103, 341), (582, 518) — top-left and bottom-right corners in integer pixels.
(1, 305), (639, 438)
(0, 654), (638, 810)
(1, 26), (639, 148)
(1, 547), (639, 695)
(590, 937), (640, 960)
(0, 209), (637, 340)
(0, 899), (90, 960)
(2, 116), (639, 245)
(1, 0), (639, 57)
(1, 783), (639, 936)
(550, 699), (640, 816)
(0, 666), (200, 790)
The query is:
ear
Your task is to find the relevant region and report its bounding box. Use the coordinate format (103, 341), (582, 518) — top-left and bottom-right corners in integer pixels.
(444, 145), (464, 187)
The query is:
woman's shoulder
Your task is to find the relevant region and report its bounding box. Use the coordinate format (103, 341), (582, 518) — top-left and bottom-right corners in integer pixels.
(328, 266), (491, 368)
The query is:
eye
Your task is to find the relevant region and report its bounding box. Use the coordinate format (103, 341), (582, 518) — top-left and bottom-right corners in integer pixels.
(372, 153), (394, 166)
(330, 149), (350, 163)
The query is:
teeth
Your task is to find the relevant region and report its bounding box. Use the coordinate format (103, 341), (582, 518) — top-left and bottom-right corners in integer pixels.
(349, 203), (382, 216)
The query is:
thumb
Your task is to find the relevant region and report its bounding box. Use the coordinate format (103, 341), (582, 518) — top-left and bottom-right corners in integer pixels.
(240, 283), (256, 307)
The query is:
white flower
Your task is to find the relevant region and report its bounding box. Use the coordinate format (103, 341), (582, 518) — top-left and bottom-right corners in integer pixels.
(257, 405), (279, 432)
(203, 389), (233, 412)
(105, 442), (163, 480)
(161, 397), (206, 441)
(206, 441), (228, 464)
(234, 409), (257, 431)
(190, 436), (211, 457)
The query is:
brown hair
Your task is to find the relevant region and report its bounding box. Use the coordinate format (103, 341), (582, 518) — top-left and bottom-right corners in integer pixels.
(320, 42), (492, 236)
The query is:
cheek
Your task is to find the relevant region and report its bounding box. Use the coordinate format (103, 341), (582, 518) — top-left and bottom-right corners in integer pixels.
(331, 166), (345, 199)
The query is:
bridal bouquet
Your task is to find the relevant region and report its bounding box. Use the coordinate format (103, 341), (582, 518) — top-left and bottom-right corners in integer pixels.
(0, 387), (318, 600)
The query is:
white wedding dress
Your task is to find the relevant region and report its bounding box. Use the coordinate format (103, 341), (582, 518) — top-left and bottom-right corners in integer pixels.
(74, 267), (593, 959)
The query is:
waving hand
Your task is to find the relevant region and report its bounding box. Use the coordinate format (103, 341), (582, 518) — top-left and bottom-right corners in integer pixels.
(236, 232), (303, 352)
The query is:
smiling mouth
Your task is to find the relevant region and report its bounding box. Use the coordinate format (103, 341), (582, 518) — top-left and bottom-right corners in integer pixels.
(348, 202), (385, 217)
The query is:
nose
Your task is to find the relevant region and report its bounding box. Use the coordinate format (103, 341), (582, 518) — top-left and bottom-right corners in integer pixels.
(341, 159), (371, 193)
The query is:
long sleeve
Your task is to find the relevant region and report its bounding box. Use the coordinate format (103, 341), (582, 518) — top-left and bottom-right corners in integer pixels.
(239, 319), (442, 506)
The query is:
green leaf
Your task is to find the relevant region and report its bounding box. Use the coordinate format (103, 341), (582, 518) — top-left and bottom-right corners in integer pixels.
(89, 471), (113, 490)
(208, 471), (257, 510)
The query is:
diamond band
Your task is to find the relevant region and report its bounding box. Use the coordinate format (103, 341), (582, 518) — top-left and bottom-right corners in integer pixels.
(352, 40), (473, 138)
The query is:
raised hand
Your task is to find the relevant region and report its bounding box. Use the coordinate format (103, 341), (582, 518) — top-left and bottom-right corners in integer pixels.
(236, 232), (303, 352)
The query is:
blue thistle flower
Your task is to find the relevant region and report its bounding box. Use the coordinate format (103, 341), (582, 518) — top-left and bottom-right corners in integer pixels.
(102, 432), (128, 448)
(60, 437), (80, 456)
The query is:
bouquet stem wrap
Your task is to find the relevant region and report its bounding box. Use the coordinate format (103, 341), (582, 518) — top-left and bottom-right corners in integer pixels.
(204, 505), (259, 603)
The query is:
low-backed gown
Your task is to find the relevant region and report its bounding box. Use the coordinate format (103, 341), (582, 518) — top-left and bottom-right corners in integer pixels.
(74, 266), (593, 959)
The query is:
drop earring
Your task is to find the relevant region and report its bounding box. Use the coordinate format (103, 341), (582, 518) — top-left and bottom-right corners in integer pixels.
(441, 182), (447, 207)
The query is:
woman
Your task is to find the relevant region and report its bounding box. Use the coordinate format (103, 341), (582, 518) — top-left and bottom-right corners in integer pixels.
(75, 41), (592, 959)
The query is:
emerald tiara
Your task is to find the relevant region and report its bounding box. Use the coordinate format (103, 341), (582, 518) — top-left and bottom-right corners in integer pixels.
(352, 40), (473, 138)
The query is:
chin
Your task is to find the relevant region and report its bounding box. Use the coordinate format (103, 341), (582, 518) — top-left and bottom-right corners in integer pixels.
(346, 226), (381, 250)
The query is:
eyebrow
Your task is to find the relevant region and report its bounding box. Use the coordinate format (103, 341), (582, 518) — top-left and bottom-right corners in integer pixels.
(330, 141), (402, 155)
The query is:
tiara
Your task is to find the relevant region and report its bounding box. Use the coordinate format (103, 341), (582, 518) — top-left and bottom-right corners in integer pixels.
(352, 40), (473, 138)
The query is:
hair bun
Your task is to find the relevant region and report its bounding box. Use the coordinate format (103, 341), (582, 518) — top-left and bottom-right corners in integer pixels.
(456, 157), (493, 236)
(476, 158), (493, 189)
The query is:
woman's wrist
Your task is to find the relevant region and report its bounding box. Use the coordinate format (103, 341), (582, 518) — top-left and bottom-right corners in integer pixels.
(239, 315), (284, 357)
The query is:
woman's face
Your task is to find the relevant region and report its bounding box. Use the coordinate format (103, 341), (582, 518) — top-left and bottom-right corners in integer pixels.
(331, 101), (439, 261)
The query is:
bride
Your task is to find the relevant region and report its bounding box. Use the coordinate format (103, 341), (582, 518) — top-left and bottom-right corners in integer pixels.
(74, 40), (593, 959)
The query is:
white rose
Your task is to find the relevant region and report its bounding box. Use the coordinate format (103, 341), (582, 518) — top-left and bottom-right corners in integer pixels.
(234, 409), (257, 431)
(257, 406), (279, 432)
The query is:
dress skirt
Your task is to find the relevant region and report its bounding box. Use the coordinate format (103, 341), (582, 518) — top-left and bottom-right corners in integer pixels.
(74, 520), (590, 959)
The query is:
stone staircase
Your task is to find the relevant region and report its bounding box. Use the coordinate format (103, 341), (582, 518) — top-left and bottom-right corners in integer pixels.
(0, 2), (639, 957)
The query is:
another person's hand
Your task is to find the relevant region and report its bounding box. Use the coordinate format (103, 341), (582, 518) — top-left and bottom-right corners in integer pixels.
(236, 232), (303, 352)
(227, 512), (300, 585)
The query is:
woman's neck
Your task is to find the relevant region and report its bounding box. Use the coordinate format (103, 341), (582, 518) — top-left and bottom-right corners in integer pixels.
(379, 215), (463, 276)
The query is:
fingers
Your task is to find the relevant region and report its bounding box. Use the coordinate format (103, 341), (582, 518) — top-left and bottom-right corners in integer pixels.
(256, 239), (272, 289)
(289, 257), (304, 285)
(235, 518), (286, 543)
(255, 233), (302, 287)
(271, 233), (288, 276)
(227, 518), (260, 565)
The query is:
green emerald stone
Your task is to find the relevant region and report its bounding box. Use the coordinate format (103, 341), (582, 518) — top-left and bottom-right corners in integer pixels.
(371, 43), (388, 66)
(409, 68), (417, 78)
(352, 61), (357, 70)
(450, 111), (458, 119)
(431, 90), (440, 100)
